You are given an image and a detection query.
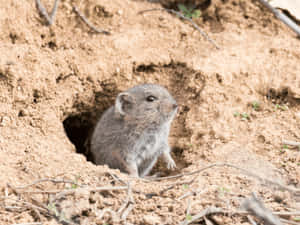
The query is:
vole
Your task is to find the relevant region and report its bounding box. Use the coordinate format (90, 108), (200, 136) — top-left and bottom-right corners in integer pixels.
(90, 84), (178, 177)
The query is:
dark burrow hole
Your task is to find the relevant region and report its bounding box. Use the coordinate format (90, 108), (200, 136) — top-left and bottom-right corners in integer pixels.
(63, 111), (97, 162)
(266, 87), (300, 106)
(267, 87), (289, 104)
(63, 81), (120, 162)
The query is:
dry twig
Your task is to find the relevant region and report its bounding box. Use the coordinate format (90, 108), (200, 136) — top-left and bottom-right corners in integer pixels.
(147, 163), (300, 195)
(9, 223), (42, 225)
(159, 176), (197, 195)
(179, 206), (222, 225)
(242, 193), (283, 225)
(97, 208), (118, 222)
(247, 215), (258, 225)
(282, 140), (300, 148)
(7, 184), (49, 213)
(257, 0), (300, 37)
(17, 186), (128, 197)
(73, 6), (110, 35)
(5, 184), (68, 223)
(94, 182), (134, 223)
(177, 190), (198, 200)
(120, 182), (135, 221)
(35, 0), (60, 25)
(14, 178), (80, 189)
(5, 200), (48, 215)
(53, 186), (127, 202)
(7, 183), (128, 224)
(139, 8), (220, 49)
(203, 216), (214, 225)
(107, 172), (128, 186)
(35, 0), (110, 34)
(280, 218), (300, 225)
(178, 204), (299, 225)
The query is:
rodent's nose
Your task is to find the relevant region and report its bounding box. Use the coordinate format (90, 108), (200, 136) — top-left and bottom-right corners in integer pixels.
(173, 103), (178, 109)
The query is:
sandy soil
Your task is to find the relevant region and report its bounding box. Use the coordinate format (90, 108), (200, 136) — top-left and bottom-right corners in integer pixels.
(0, 0), (299, 224)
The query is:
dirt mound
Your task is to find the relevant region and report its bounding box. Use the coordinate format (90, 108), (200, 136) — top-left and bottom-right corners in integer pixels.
(0, 0), (299, 224)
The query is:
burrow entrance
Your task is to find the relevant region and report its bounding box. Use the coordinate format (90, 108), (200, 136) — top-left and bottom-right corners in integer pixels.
(63, 81), (120, 162)
(265, 87), (300, 106)
(63, 61), (205, 175)
(63, 111), (97, 161)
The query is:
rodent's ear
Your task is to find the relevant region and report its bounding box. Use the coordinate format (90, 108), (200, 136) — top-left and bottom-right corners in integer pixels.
(115, 92), (134, 116)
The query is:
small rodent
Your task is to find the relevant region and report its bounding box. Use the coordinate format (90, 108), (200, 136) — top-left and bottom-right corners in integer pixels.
(90, 84), (178, 177)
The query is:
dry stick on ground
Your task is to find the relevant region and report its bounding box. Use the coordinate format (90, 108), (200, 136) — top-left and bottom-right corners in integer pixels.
(4, 188), (299, 225)
(177, 189), (202, 200)
(13, 178), (81, 189)
(148, 163), (300, 195)
(235, 211), (300, 217)
(97, 208), (118, 222)
(16, 190), (74, 194)
(10, 175), (139, 206)
(120, 182), (135, 221)
(6, 184), (63, 223)
(179, 206), (223, 225)
(178, 206), (300, 225)
(203, 216), (215, 225)
(20, 201), (43, 221)
(185, 198), (191, 217)
(282, 140), (300, 148)
(13, 183), (127, 195)
(35, 0), (60, 25)
(4, 199), (48, 215)
(242, 193), (283, 225)
(139, 8), (220, 50)
(11, 175), (154, 200)
(7, 184), (128, 225)
(53, 186), (128, 201)
(35, 0), (110, 34)
(280, 218), (300, 225)
(94, 182), (134, 222)
(117, 183), (131, 215)
(3, 198), (46, 212)
(7, 184), (50, 214)
(257, 0), (300, 37)
(160, 176), (197, 195)
(9, 223), (43, 225)
(247, 215), (258, 225)
(107, 172), (128, 186)
(52, 185), (129, 222)
(73, 6), (111, 35)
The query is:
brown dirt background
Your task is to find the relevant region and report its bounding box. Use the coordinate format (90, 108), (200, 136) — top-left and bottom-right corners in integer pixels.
(0, 0), (299, 224)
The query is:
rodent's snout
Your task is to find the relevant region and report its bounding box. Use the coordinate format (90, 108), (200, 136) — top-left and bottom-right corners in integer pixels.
(162, 101), (178, 117)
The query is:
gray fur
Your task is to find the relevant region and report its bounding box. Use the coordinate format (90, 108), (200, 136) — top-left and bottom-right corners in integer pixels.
(90, 84), (177, 177)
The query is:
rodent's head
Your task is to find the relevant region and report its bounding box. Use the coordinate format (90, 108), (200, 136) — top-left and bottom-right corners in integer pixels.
(115, 84), (177, 125)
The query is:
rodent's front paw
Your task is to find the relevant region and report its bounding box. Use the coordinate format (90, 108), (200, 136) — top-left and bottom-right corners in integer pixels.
(166, 158), (177, 170)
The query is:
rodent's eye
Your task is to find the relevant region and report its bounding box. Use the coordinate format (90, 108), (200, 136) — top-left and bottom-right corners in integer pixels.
(146, 95), (157, 102)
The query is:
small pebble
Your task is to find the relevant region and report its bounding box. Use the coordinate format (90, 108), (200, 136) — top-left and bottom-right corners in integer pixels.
(273, 190), (289, 203)
(18, 109), (28, 117)
(117, 10), (123, 15)
(295, 112), (300, 120)
(0, 116), (10, 126)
